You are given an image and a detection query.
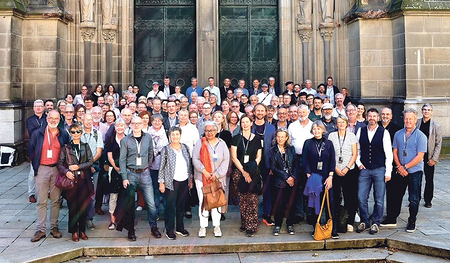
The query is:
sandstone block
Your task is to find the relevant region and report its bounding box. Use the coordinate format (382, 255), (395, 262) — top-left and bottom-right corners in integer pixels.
(23, 37), (57, 52)
(39, 52), (57, 68)
(0, 68), (11, 82)
(405, 80), (422, 97)
(0, 17), (11, 34)
(404, 16), (424, 32)
(392, 17), (405, 35)
(0, 34), (11, 49)
(378, 81), (394, 96)
(434, 65), (450, 79)
(35, 83), (57, 98)
(423, 48), (450, 64)
(23, 83), (35, 100)
(360, 37), (392, 50)
(360, 66), (392, 81)
(432, 34), (450, 47)
(424, 80), (450, 96)
(23, 69), (56, 83)
(406, 33), (432, 48)
(361, 51), (381, 66)
(37, 21), (57, 37)
(23, 52), (39, 68)
(424, 17), (442, 33)
(22, 21), (36, 36)
(360, 80), (377, 96)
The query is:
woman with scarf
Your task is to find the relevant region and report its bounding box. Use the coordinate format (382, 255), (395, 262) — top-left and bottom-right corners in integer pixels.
(159, 127), (193, 240)
(302, 120), (338, 239)
(230, 115), (262, 237)
(147, 114), (169, 217)
(192, 121), (230, 238)
(57, 123), (94, 242)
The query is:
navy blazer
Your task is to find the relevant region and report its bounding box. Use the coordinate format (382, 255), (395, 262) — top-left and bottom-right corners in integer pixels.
(26, 114), (47, 137)
(251, 121), (276, 169)
(28, 126), (70, 176)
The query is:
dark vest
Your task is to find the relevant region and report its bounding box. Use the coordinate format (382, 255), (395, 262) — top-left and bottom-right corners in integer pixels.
(360, 126), (386, 170)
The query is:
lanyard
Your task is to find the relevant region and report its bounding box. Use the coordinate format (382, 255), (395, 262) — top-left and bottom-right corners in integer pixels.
(404, 128), (417, 150)
(208, 140), (220, 154)
(254, 123), (266, 137)
(315, 140), (325, 160)
(242, 134), (251, 155)
(337, 131), (347, 157)
(135, 138), (142, 157)
(46, 127), (52, 147)
(36, 116), (44, 127)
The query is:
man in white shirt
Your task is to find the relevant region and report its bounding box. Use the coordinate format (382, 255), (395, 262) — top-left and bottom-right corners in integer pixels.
(147, 82), (166, 100)
(301, 79), (317, 95)
(257, 84), (273, 106)
(204, 77), (221, 105)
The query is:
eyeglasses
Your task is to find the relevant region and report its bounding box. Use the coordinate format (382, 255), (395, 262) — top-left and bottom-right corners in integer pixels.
(131, 122), (143, 125)
(205, 129), (216, 133)
(70, 130), (82, 134)
(203, 107), (211, 110)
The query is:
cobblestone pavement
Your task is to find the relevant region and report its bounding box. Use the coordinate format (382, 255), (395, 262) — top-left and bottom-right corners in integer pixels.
(0, 160), (449, 261)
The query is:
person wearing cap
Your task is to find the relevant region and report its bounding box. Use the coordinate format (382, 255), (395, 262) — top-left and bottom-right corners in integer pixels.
(282, 81), (294, 95)
(321, 102), (337, 137)
(147, 82), (167, 100)
(257, 84), (273, 106)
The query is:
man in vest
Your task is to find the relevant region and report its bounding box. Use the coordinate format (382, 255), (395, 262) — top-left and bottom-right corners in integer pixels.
(355, 108), (393, 235)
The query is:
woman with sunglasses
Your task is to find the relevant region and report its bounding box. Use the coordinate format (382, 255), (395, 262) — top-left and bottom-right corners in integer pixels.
(57, 123), (94, 242)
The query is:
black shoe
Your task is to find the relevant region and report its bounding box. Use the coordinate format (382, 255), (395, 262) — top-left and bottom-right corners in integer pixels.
(185, 211), (192, 219)
(128, 231), (136, 241)
(293, 216), (304, 224)
(424, 203), (432, 208)
(151, 226), (161, 238)
(246, 230), (254, 237)
(406, 221), (416, 233)
(221, 214), (226, 221)
(166, 231), (176, 240)
(287, 225), (295, 235)
(175, 229), (190, 237)
(380, 219), (397, 227)
(239, 226), (246, 232)
(332, 230), (340, 239)
(356, 222), (369, 233)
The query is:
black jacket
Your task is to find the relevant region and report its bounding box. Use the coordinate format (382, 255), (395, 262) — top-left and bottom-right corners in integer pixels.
(270, 145), (295, 188)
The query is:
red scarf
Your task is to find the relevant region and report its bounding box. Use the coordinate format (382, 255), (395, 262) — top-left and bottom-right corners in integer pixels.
(200, 137), (213, 185)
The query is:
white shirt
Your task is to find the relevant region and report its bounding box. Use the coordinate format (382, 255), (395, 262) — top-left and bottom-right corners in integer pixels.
(205, 86), (221, 105)
(173, 148), (188, 182)
(179, 123), (200, 157)
(288, 119), (313, 155)
(257, 92), (273, 106)
(147, 90), (167, 100)
(355, 125), (393, 178)
(301, 88), (317, 95)
(332, 106), (346, 118)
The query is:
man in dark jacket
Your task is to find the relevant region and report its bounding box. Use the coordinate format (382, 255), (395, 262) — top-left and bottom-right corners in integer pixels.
(29, 110), (69, 242)
(26, 99), (47, 203)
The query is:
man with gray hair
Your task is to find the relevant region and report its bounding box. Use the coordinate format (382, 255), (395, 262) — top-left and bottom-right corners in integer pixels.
(416, 103), (442, 208)
(301, 79), (317, 95)
(26, 99), (47, 203)
(387, 108), (427, 233)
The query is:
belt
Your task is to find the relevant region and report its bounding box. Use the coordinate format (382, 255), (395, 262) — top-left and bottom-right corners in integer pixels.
(127, 167), (147, 173)
(41, 163), (57, 167)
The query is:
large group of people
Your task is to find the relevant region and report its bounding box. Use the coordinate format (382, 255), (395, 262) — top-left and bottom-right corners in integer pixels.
(26, 76), (442, 243)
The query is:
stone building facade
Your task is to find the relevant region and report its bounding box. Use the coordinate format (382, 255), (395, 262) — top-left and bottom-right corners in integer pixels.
(0, 0), (449, 157)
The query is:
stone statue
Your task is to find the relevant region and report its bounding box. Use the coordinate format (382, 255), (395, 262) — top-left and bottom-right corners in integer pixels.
(81, 0), (94, 22)
(102, 0), (115, 25)
(298, 0), (312, 26)
(320, 0), (334, 24)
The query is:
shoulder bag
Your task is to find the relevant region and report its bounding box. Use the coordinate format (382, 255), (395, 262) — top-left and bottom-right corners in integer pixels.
(313, 189), (333, 241)
(55, 146), (75, 190)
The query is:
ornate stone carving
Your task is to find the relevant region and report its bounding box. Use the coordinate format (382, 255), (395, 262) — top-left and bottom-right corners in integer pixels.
(319, 25), (334, 41)
(297, 28), (312, 42)
(81, 0), (94, 22)
(80, 27), (96, 42)
(298, 0), (312, 27)
(102, 29), (117, 42)
(320, 0), (334, 24)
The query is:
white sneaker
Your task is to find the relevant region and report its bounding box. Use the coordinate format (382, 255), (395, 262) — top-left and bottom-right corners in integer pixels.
(198, 227), (206, 238)
(347, 224), (354, 232)
(214, 226), (222, 237)
(354, 213), (360, 223)
(136, 206), (143, 211)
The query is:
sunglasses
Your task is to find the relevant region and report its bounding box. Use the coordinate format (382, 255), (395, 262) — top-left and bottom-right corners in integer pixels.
(70, 130), (82, 134)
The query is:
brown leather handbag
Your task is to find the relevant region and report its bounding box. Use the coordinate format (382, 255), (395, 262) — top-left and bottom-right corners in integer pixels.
(55, 146), (75, 190)
(202, 180), (227, 211)
(313, 189), (333, 241)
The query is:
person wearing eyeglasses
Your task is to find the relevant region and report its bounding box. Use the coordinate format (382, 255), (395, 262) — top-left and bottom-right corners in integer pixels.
(73, 85), (89, 106)
(197, 102), (213, 136)
(57, 123), (94, 242)
(118, 116), (160, 241)
(29, 110), (70, 242)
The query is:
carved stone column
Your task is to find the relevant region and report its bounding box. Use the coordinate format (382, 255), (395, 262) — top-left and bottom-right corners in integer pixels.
(81, 23), (96, 87)
(297, 25), (312, 82)
(102, 28), (117, 85)
(319, 24), (334, 80)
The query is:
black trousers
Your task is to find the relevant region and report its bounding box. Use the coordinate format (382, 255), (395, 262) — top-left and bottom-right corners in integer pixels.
(333, 167), (359, 225)
(423, 154), (435, 204)
(66, 177), (90, 234)
(271, 185), (296, 227)
(95, 155), (108, 210)
(385, 171), (410, 222)
(164, 179), (188, 232)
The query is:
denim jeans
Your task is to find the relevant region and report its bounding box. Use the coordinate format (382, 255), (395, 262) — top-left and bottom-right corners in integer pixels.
(150, 169), (165, 217)
(407, 171), (423, 223)
(128, 169), (157, 228)
(28, 163), (36, 197)
(358, 167), (385, 226)
(87, 162), (100, 221)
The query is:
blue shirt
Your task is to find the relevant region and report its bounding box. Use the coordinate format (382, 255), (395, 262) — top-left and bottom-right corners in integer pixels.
(185, 86), (203, 103)
(393, 128), (427, 173)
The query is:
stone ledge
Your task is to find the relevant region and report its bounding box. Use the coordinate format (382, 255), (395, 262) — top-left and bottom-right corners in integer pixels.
(1, 235), (449, 263)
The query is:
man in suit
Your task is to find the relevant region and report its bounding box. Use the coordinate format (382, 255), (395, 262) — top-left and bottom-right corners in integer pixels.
(159, 76), (176, 98)
(325, 76), (340, 105)
(220, 77), (234, 102)
(416, 103), (442, 208)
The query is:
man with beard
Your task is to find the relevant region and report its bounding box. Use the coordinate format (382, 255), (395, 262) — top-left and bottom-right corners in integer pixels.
(321, 103), (337, 137)
(309, 97), (323, 121)
(251, 104), (276, 226)
(29, 110), (70, 242)
(274, 105), (290, 131)
(288, 104), (313, 223)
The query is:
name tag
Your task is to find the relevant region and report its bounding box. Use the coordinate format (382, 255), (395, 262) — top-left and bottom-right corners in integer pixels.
(244, 155), (249, 164)
(47, 150), (53, 159)
(261, 140), (264, 148)
(212, 153), (218, 162)
(317, 161), (323, 171)
(136, 157), (142, 166)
